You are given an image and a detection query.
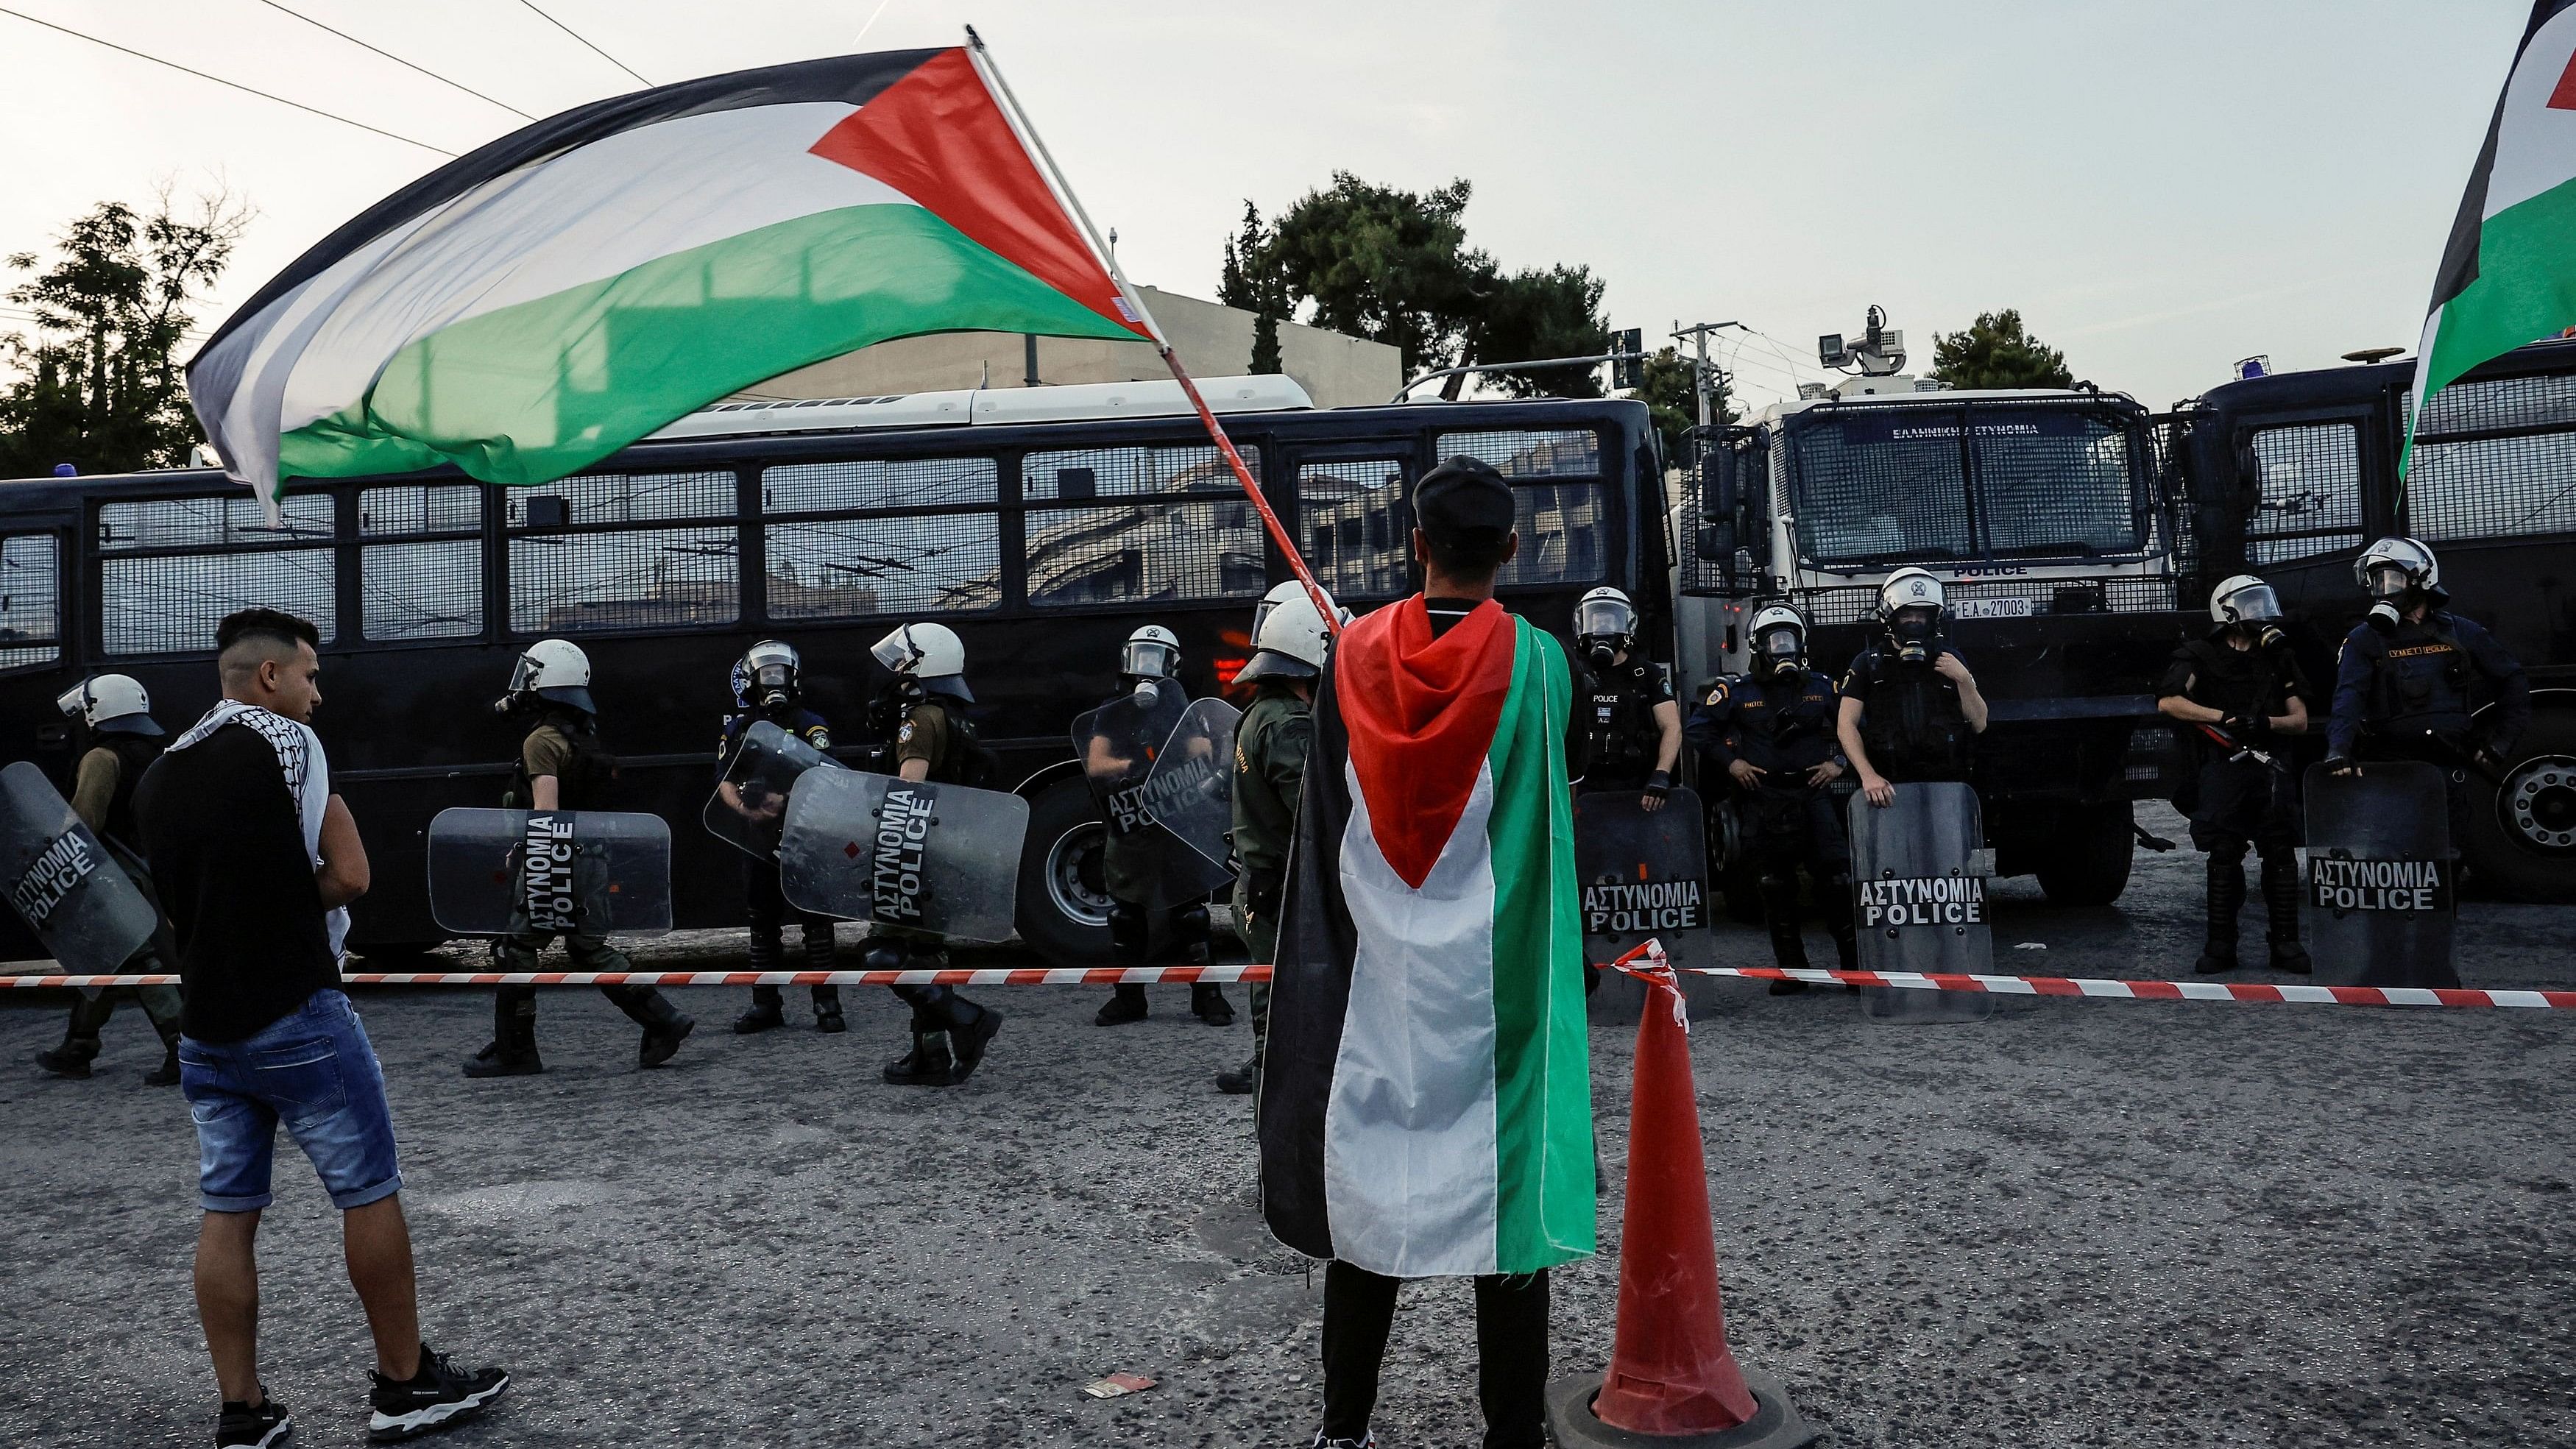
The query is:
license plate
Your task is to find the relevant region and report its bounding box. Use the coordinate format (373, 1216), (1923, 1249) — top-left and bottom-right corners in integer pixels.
(1950, 596), (2033, 620)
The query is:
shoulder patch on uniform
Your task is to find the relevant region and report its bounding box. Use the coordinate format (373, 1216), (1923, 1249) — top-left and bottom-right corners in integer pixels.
(897, 722), (916, 743)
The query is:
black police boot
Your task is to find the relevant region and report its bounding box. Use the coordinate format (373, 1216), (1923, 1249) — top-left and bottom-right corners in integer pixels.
(732, 985), (787, 1035)
(2196, 849), (2246, 974)
(34, 1032), (100, 1080)
(626, 992), (694, 1069)
(1761, 873), (1811, 994)
(812, 987), (846, 1034)
(945, 997), (1002, 1083)
(464, 991), (543, 1077)
(1095, 984), (1148, 1026)
(144, 1022), (183, 1088)
(804, 921), (844, 1031)
(1192, 983), (1234, 1026)
(2260, 853), (2312, 974)
(1215, 1055), (1259, 1095)
(882, 1026), (954, 1085)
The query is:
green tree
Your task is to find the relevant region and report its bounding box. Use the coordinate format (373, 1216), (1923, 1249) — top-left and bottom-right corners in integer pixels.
(1469, 263), (1609, 400)
(1928, 308), (2075, 391)
(1217, 201), (1288, 377)
(1627, 344), (1740, 457)
(0, 189), (251, 478)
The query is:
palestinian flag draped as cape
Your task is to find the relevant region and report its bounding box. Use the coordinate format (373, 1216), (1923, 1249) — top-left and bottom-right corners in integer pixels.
(2407, 0), (2576, 468)
(1259, 597), (1594, 1278)
(188, 46), (1149, 507)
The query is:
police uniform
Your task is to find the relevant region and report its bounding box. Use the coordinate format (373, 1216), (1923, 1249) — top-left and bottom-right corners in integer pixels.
(719, 698), (842, 1031)
(1569, 653), (1675, 793)
(473, 709), (693, 1074)
(1841, 642), (1977, 784)
(870, 684), (1003, 1085)
(1225, 681), (1312, 1078)
(1688, 667), (1858, 971)
(2328, 609), (2530, 847)
(1094, 679), (1229, 1027)
(36, 729), (185, 1081)
(2162, 632), (2313, 971)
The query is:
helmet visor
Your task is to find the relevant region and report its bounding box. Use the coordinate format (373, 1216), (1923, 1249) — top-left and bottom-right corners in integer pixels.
(1248, 598), (1278, 650)
(2221, 583), (2282, 623)
(1574, 597), (1636, 640)
(54, 681), (86, 720)
(871, 627), (919, 674)
(754, 663), (793, 691)
(1754, 623), (1804, 663)
(1121, 639), (1179, 679)
(506, 655), (541, 695)
(1891, 604), (1942, 640)
(2363, 562), (2414, 600)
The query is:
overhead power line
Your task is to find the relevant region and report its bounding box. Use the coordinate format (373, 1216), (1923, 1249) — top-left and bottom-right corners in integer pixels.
(518, 0), (651, 86)
(0, 4), (456, 155)
(252, 0), (535, 120)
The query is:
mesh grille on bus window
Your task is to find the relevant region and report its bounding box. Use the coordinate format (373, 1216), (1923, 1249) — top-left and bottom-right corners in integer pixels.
(1022, 444), (1256, 501)
(504, 470), (732, 527)
(2407, 374), (2576, 542)
(1298, 458), (1410, 600)
(767, 515), (1002, 618)
(102, 550), (337, 654)
(1789, 415), (1973, 564)
(1791, 574), (2180, 627)
(0, 534), (59, 668)
(2244, 422), (2363, 564)
(2414, 369), (2576, 436)
(361, 541), (483, 640)
(762, 456), (999, 513)
(1495, 482), (1607, 587)
(359, 485), (479, 536)
(508, 528), (737, 633)
(1435, 429), (1602, 478)
(97, 493), (334, 551)
(1023, 500), (1265, 607)
(1974, 416), (2142, 556)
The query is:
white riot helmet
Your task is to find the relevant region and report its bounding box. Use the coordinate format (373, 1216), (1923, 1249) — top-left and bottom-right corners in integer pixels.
(2355, 536), (2443, 605)
(743, 639), (801, 709)
(1239, 581), (1340, 684)
(1745, 603), (1808, 680)
(1879, 567), (1946, 663)
(54, 674), (160, 737)
(1574, 586), (1638, 670)
(502, 639), (595, 715)
(1121, 624), (1182, 682)
(2208, 574), (2284, 630)
(871, 622), (972, 702)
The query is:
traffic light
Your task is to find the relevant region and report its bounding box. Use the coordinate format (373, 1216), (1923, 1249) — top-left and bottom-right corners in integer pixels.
(1610, 327), (1643, 389)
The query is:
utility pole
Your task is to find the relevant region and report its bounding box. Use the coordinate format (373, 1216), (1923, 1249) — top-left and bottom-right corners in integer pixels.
(1669, 319), (1745, 434)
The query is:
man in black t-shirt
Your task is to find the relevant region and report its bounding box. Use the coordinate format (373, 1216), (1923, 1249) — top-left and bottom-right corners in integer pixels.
(136, 609), (505, 1449)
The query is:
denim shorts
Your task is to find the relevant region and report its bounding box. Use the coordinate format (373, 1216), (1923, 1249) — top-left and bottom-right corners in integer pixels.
(178, 990), (403, 1213)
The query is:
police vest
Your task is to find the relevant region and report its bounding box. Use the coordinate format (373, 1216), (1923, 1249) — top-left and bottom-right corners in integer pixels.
(1855, 651), (1972, 781)
(509, 714), (618, 812)
(1727, 670), (1840, 777)
(913, 695), (994, 787)
(97, 733), (166, 849)
(2357, 614), (2476, 740)
(1577, 658), (1664, 784)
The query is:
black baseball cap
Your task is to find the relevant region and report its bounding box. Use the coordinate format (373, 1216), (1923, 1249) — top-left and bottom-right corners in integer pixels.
(1414, 456), (1515, 550)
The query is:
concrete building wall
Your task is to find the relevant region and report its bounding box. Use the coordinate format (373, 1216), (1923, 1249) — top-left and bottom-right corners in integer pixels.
(736, 286), (1402, 411)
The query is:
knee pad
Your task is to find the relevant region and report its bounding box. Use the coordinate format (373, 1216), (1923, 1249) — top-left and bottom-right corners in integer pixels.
(861, 938), (907, 973)
(1106, 899), (1149, 959)
(1172, 900), (1211, 947)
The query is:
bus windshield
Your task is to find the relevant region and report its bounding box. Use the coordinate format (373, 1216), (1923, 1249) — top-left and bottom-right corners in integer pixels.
(1786, 402), (2151, 567)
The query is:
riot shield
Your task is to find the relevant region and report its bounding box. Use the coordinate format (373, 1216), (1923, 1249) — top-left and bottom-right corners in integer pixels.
(2301, 762), (2456, 989)
(0, 760), (158, 975)
(704, 720), (842, 860)
(1576, 786), (1713, 968)
(1141, 696), (1242, 871)
(1071, 680), (1234, 907)
(1847, 782), (1996, 1023)
(427, 808), (674, 937)
(776, 767), (1030, 943)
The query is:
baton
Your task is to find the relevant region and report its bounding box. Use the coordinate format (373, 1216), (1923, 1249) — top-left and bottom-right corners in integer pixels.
(2194, 722), (2285, 773)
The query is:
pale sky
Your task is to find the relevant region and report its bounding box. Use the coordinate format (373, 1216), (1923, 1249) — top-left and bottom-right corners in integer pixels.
(0, 1), (2535, 413)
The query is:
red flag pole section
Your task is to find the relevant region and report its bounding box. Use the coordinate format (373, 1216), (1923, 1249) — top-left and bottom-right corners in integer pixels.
(964, 29), (1341, 637)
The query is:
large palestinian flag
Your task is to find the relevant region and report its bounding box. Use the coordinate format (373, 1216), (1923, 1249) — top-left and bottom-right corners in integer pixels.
(188, 47), (1149, 506)
(2407, 0), (2576, 469)
(1258, 596), (1594, 1278)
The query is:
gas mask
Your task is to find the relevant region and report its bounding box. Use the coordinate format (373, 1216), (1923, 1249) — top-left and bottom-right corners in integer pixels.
(1887, 605), (1942, 665)
(1752, 624), (1804, 680)
(2363, 563), (2415, 637)
(751, 662), (795, 710)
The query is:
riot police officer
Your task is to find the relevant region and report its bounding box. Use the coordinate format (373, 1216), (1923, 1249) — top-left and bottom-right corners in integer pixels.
(34, 675), (184, 1084)
(2159, 575), (2315, 974)
(1091, 625), (1234, 1030)
(1215, 582), (1334, 1095)
(2326, 537), (2530, 858)
(720, 640), (844, 1035)
(865, 621), (1004, 1086)
(1687, 604), (1858, 995)
(465, 640), (696, 1077)
(1568, 587), (1682, 805)
(1837, 567), (1991, 804)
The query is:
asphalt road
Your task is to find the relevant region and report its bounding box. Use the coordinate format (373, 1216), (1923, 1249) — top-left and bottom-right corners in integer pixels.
(4, 803), (2572, 1449)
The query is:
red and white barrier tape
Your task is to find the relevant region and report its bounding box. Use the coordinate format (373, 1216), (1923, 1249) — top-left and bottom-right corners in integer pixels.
(7, 957), (2569, 1009)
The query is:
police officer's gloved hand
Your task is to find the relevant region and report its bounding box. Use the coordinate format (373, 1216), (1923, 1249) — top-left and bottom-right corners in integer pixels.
(2225, 712), (2270, 737)
(1643, 770), (1671, 801)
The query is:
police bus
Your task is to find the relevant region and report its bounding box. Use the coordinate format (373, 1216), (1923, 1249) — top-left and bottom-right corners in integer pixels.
(0, 377), (1666, 964)
(1674, 322), (2192, 908)
(2168, 339), (2576, 903)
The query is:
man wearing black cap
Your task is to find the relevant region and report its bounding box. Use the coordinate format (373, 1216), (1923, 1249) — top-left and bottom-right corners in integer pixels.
(1261, 455), (1592, 1449)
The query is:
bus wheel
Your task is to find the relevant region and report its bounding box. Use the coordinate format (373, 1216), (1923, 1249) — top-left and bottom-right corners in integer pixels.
(1015, 779), (1115, 966)
(2034, 800), (2134, 907)
(2469, 706), (2576, 903)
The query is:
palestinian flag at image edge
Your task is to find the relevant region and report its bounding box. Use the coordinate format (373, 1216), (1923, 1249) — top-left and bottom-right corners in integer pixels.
(1257, 599), (1596, 1279)
(2407, 0), (2576, 470)
(186, 47), (1149, 507)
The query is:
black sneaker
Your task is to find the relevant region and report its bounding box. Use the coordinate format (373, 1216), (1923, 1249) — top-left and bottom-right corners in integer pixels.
(368, 1345), (507, 1442)
(215, 1394), (291, 1448)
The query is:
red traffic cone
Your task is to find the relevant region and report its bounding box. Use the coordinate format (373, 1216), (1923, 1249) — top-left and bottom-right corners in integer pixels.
(1548, 946), (1813, 1448)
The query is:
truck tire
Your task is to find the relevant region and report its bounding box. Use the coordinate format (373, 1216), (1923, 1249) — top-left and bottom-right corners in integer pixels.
(1014, 777), (1114, 966)
(2034, 800), (2134, 907)
(2466, 704), (2576, 904)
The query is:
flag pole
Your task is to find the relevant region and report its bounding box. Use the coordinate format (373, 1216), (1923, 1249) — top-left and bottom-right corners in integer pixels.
(965, 28), (1341, 637)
